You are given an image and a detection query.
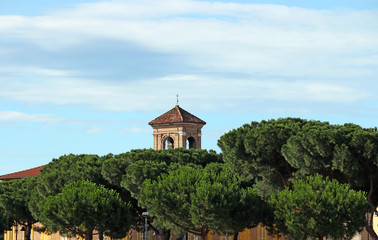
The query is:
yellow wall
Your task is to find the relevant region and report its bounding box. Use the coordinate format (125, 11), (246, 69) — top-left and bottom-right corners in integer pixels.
(40, 232), (51, 240)
(119, 230), (132, 240)
(4, 226), (42, 240)
(4, 230), (11, 240)
(4, 227), (15, 240)
(239, 228), (251, 240)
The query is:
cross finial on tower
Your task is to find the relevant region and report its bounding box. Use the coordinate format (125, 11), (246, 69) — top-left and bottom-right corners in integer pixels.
(176, 94), (179, 106)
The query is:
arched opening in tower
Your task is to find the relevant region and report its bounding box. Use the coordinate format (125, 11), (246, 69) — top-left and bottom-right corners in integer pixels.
(164, 137), (174, 149)
(187, 137), (196, 149)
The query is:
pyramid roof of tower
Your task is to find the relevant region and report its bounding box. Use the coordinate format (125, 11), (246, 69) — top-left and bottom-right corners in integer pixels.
(0, 165), (45, 181)
(149, 105), (206, 125)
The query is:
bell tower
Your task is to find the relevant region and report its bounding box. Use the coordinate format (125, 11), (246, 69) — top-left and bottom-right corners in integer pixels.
(148, 105), (206, 150)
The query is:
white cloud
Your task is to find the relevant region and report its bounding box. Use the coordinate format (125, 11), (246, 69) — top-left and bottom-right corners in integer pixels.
(0, 74), (368, 112)
(0, 111), (65, 123)
(85, 127), (103, 133)
(0, 0), (376, 113)
(118, 127), (150, 134)
(1, 1), (376, 73)
(0, 66), (76, 77)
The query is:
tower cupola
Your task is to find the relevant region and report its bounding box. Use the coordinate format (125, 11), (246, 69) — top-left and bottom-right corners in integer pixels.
(148, 105), (206, 150)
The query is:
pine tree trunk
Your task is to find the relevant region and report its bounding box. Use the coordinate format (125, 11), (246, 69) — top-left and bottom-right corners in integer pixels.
(159, 229), (170, 240)
(85, 231), (93, 240)
(200, 228), (208, 240)
(232, 232), (238, 240)
(24, 224), (32, 240)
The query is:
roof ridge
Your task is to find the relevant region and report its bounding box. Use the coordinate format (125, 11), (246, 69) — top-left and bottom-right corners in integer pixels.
(176, 105), (184, 122)
(149, 105), (206, 125)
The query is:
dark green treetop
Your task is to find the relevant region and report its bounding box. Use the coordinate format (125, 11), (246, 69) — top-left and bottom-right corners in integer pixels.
(0, 177), (38, 240)
(37, 154), (112, 196)
(38, 180), (131, 240)
(138, 163), (267, 240)
(29, 154), (127, 220)
(219, 118), (378, 237)
(282, 123), (378, 205)
(101, 148), (223, 240)
(269, 174), (368, 240)
(218, 118), (310, 198)
(0, 208), (9, 232)
(102, 148), (222, 199)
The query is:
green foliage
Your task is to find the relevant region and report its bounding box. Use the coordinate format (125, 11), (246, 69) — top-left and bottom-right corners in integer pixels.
(217, 123), (256, 182)
(220, 118), (378, 237)
(0, 208), (10, 232)
(29, 154), (135, 239)
(281, 121), (336, 178)
(218, 118), (310, 197)
(0, 177), (38, 226)
(0, 177), (38, 240)
(39, 154), (112, 195)
(102, 148), (222, 199)
(282, 123), (378, 205)
(29, 154), (120, 220)
(38, 180), (131, 239)
(138, 163), (267, 238)
(219, 118), (378, 206)
(269, 174), (368, 240)
(332, 126), (378, 202)
(102, 148), (223, 237)
(122, 160), (171, 199)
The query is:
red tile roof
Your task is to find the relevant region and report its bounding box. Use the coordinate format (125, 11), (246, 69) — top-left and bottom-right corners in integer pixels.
(0, 165), (45, 180)
(149, 105), (206, 125)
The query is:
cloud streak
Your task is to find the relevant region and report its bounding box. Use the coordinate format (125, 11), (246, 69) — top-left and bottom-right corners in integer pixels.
(0, 111), (65, 123)
(0, 0), (377, 113)
(0, 75), (368, 112)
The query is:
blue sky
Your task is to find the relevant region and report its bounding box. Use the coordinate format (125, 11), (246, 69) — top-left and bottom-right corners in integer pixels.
(0, 0), (377, 175)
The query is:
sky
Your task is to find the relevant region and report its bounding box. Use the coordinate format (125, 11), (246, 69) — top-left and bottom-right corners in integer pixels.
(0, 0), (377, 175)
